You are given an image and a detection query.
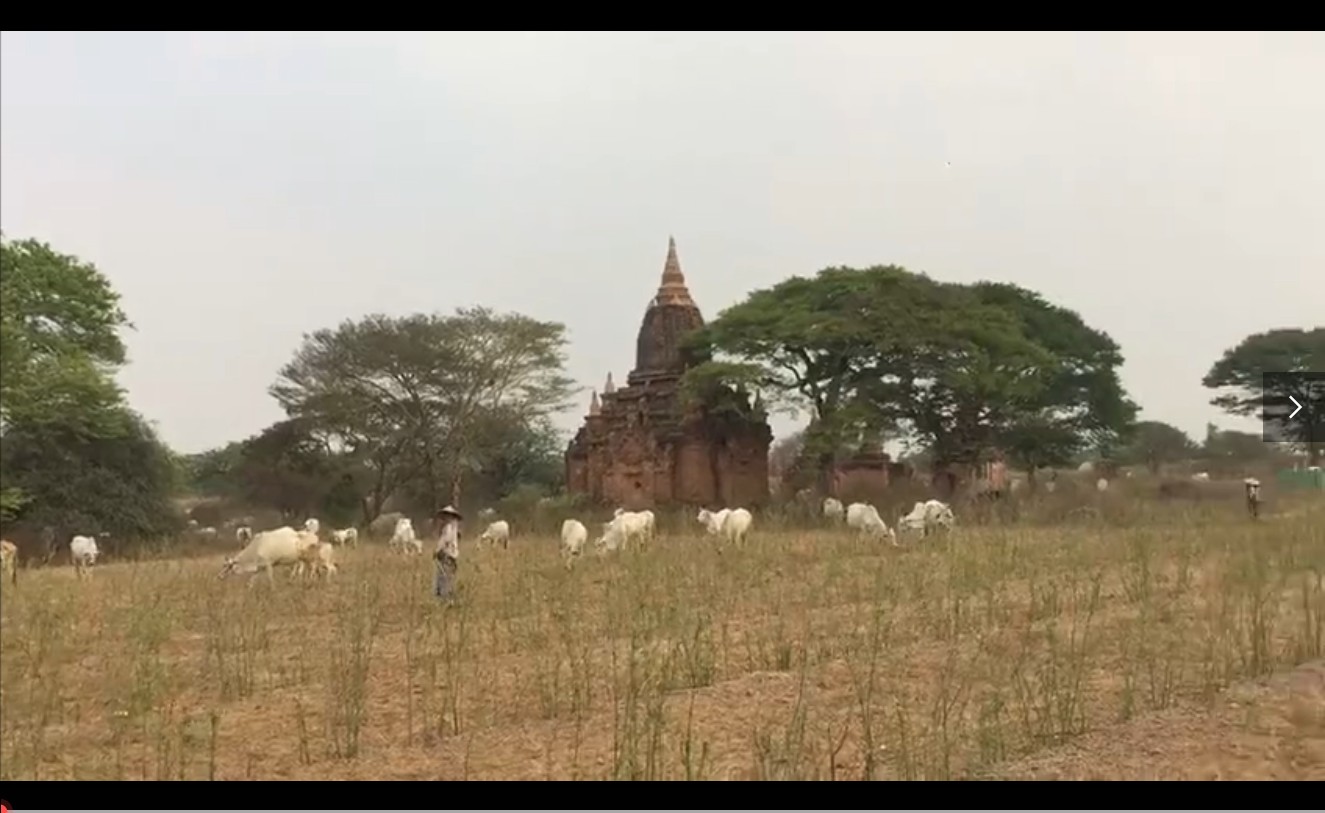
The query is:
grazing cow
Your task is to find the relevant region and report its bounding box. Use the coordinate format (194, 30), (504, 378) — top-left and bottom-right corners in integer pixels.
(330, 527), (359, 547)
(845, 502), (897, 544)
(597, 511), (650, 552)
(389, 518), (422, 555)
(722, 508), (754, 546)
(289, 530), (322, 578)
(560, 519), (588, 564)
(296, 540), (338, 581)
(822, 497), (846, 523)
(696, 508), (731, 538)
(479, 520), (511, 549)
(69, 535), (100, 579)
(613, 509), (655, 546)
(698, 507), (752, 546)
(220, 527), (311, 586)
(898, 500), (955, 538)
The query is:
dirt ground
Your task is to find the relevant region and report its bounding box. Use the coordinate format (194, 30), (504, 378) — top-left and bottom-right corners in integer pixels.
(987, 658), (1325, 780)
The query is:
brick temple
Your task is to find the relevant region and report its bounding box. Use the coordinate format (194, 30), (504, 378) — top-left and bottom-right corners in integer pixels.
(565, 237), (772, 509)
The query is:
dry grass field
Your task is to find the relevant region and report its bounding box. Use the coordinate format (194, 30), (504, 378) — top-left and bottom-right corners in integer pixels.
(2, 494), (1323, 781)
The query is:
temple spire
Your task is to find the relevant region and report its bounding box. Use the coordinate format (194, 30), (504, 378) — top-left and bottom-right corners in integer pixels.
(654, 235), (695, 307)
(589, 389), (601, 416)
(603, 372), (616, 395)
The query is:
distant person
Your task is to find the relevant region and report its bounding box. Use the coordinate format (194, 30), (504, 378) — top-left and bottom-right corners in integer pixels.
(433, 505), (463, 600)
(1243, 478), (1262, 519)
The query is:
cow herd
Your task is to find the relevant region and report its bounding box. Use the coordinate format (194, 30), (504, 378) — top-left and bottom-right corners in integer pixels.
(0, 495), (962, 589)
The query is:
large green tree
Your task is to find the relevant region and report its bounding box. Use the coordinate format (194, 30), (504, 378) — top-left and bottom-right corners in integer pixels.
(0, 407), (181, 547)
(1117, 420), (1199, 474)
(681, 266), (929, 486)
(271, 308), (577, 520)
(965, 282), (1136, 478)
(238, 418), (365, 525)
(0, 234), (130, 433)
(685, 265), (1136, 490)
(1202, 328), (1325, 465)
(179, 441), (246, 498)
(1, 235), (179, 541)
(1202, 424), (1275, 467)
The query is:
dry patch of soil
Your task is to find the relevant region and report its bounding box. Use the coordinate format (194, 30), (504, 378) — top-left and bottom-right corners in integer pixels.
(987, 659), (1325, 780)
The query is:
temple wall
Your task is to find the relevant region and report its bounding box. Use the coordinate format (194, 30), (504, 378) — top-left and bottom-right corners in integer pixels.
(717, 432), (772, 507)
(833, 465), (890, 503)
(566, 456), (588, 494)
(600, 426), (658, 509)
(675, 437), (718, 504)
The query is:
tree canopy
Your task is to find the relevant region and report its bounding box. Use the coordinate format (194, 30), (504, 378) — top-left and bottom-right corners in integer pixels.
(0, 234), (130, 434)
(683, 264), (1136, 487)
(0, 234), (178, 539)
(270, 307), (576, 520)
(1116, 420), (1198, 474)
(1203, 328), (1325, 464)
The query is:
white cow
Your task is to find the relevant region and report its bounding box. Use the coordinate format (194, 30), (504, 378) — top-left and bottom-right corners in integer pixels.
(303, 518), (320, 536)
(235, 525), (254, 545)
(595, 519), (627, 554)
(614, 508), (657, 540)
(560, 518), (588, 564)
(696, 508), (731, 537)
(296, 540), (338, 581)
(596, 511), (651, 552)
(898, 500), (955, 538)
(220, 526), (312, 586)
(479, 520), (511, 549)
(822, 497), (846, 523)
(698, 507), (752, 546)
(69, 535), (99, 579)
(845, 502), (897, 544)
(389, 517), (422, 555)
(639, 509), (657, 541)
(330, 527), (359, 547)
(722, 508), (754, 546)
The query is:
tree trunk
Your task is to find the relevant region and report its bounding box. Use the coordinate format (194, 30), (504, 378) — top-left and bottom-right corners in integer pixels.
(816, 451), (836, 497)
(449, 469), (464, 508)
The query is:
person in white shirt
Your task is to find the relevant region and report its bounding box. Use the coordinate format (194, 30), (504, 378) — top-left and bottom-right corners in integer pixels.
(433, 505), (463, 600)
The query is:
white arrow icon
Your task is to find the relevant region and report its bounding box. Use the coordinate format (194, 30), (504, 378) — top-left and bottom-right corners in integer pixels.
(1288, 395), (1303, 420)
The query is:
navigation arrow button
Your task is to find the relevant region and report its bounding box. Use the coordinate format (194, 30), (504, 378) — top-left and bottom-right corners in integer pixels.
(1288, 395), (1303, 420)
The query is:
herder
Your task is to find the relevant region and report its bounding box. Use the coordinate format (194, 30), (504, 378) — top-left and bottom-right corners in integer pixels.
(1243, 477), (1262, 519)
(433, 505), (463, 600)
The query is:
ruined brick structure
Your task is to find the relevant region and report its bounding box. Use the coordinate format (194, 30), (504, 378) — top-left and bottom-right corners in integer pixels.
(565, 238), (772, 509)
(830, 441), (893, 499)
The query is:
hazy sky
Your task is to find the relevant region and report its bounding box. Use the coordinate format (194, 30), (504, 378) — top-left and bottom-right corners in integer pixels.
(2, 31), (1320, 453)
